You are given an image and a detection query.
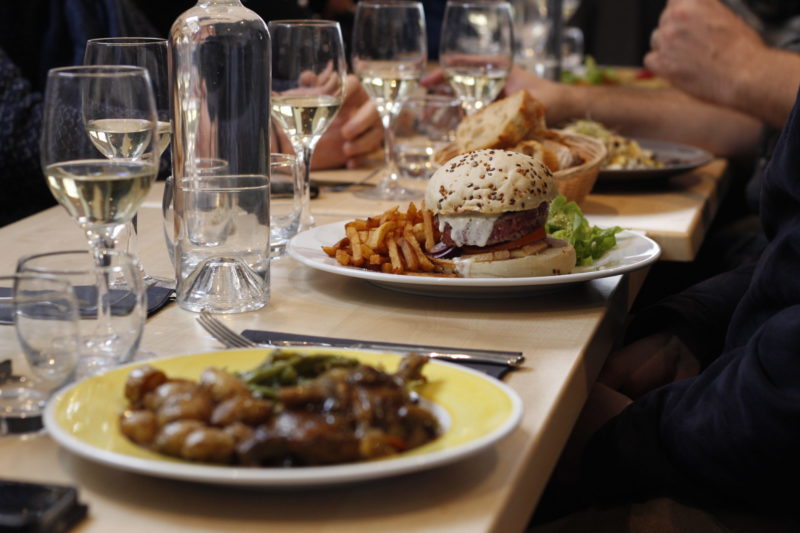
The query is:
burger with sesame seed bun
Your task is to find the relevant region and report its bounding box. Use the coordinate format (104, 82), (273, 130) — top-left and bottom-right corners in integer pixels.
(425, 149), (576, 278)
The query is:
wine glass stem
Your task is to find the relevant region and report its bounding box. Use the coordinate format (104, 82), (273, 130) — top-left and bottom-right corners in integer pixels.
(292, 141), (316, 230)
(84, 225), (120, 335)
(380, 110), (400, 189)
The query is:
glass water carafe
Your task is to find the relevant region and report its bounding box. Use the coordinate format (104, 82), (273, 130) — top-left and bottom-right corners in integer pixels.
(169, 0), (272, 313)
(170, 0), (271, 179)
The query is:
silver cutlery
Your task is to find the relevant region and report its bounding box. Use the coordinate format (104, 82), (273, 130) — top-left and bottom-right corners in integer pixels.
(197, 309), (524, 367)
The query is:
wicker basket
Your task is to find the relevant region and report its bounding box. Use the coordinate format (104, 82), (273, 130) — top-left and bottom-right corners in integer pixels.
(553, 130), (607, 205)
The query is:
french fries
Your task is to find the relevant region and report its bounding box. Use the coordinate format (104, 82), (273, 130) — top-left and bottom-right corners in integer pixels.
(322, 202), (456, 277)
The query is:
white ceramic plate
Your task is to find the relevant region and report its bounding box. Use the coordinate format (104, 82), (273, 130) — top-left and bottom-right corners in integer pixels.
(599, 138), (713, 182)
(44, 348), (522, 487)
(287, 222), (661, 297)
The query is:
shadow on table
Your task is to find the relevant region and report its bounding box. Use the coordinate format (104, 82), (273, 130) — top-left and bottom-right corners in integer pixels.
(59, 445), (508, 526)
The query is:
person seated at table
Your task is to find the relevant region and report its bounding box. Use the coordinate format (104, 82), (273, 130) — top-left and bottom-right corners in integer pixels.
(527, 87), (800, 532)
(484, 0), (799, 298)
(0, 0), (382, 227)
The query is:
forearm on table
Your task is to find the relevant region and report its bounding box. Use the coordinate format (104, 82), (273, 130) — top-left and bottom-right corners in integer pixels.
(729, 47), (800, 131)
(550, 86), (762, 157)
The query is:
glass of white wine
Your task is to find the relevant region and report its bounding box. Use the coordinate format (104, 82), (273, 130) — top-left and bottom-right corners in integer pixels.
(40, 65), (158, 343)
(84, 37), (172, 287)
(440, 0), (514, 115)
(269, 20), (346, 229)
(352, 1), (427, 201)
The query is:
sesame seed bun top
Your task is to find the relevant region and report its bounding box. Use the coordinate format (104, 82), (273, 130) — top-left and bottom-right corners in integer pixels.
(425, 149), (557, 215)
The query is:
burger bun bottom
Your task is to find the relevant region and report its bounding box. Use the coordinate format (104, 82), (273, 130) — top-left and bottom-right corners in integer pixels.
(453, 238), (577, 278)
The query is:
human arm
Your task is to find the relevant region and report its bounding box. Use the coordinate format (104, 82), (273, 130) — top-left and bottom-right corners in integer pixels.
(501, 66), (762, 158)
(581, 305), (800, 508)
(309, 74), (382, 169)
(645, 0), (800, 131)
(0, 48), (55, 226)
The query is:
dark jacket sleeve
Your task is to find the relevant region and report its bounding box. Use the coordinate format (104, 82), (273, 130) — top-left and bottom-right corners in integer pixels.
(624, 262), (755, 369)
(0, 48), (54, 226)
(583, 303), (800, 509)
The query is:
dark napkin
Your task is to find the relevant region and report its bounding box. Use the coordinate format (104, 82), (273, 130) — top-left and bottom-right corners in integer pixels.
(242, 329), (516, 379)
(0, 286), (173, 325)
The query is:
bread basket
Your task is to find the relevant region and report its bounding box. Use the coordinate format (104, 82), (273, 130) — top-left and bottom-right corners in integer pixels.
(553, 130), (607, 205)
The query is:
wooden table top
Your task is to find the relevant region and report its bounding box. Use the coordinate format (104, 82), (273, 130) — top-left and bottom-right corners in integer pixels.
(0, 159), (726, 532)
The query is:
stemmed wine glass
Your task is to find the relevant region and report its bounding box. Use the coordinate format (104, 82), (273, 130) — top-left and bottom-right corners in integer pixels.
(84, 37), (172, 286)
(41, 65), (159, 255)
(440, 1), (514, 115)
(351, 1), (427, 201)
(269, 20), (346, 229)
(40, 66), (158, 338)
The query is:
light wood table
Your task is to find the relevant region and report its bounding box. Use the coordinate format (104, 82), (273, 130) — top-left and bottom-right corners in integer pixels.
(0, 160), (726, 533)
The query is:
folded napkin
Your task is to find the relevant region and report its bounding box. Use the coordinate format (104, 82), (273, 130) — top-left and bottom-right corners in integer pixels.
(0, 286), (173, 325)
(242, 329), (516, 379)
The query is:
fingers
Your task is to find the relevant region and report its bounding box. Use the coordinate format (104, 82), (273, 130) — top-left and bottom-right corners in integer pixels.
(343, 121), (383, 158)
(649, 28), (660, 51)
(341, 98), (380, 140)
(421, 68), (445, 87)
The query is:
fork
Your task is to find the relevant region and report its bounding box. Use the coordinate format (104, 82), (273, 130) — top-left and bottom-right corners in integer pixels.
(196, 309), (524, 367)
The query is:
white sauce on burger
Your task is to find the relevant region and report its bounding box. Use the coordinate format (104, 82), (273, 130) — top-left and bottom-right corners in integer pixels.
(437, 214), (499, 247)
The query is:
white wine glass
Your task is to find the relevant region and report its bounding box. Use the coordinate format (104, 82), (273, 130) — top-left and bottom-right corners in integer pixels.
(352, 1), (427, 201)
(40, 66), (158, 335)
(440, 0), (514, 115)
(1, 273), (80, 436)
(269, 20), (346, 229)
(84, 37), (172, 288)
(41, 65), (159, 255)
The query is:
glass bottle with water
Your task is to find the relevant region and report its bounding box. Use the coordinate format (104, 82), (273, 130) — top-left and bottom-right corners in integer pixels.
(170, 0), (272, 313)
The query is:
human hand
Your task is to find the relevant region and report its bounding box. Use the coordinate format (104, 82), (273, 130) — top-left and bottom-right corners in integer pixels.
(598, 332), (700, 399)
(644, 0), (767, 109)
(551, 383), (632, 485)
(310, 74), (383, 170)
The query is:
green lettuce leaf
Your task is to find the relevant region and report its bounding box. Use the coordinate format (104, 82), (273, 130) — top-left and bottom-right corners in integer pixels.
(545, 195), (623, 266)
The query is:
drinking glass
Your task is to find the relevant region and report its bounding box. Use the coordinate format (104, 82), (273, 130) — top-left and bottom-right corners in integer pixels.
(352, 1), (427, 201)
(269, 153), (302, 258)
(162, 158), (231, 270)
(174, 175), (270, 314)
(269, 20), (346, 229)
(391, 95), (464, 180)
(440, 1), (514, 115)
(561, 26), (585, 73)
(40, 66), (159, 255)
(17, 251), (147, 378)
(84, 38), (172, 287)
(1, 274), (80, 436)
(510, 0), (551, 73)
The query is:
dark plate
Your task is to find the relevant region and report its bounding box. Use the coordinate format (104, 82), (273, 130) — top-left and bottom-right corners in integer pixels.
(598, 138), (713, 182)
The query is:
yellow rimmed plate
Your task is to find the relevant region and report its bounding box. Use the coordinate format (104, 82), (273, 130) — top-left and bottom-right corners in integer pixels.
(44, 348), (522, 487)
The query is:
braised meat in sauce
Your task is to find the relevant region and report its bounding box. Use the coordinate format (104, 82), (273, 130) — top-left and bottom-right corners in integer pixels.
(119, 352), (440, 466)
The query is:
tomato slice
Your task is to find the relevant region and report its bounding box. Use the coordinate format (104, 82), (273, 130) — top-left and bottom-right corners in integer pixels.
(462, 226), (546, 254)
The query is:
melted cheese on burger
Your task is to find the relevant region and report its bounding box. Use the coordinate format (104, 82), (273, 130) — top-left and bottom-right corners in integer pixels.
(437, 213), (499, 247)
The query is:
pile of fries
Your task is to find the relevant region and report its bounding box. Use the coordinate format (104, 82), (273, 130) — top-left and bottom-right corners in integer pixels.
(322, 203), (456, 277)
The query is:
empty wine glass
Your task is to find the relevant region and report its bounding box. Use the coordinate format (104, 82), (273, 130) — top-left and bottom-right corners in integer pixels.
(352, 1), (427, 201)
(84, 37), (172, 288)
(269, 20), (346, 229)
(440, 1), (514, 115)
(0, 274), (80, 436)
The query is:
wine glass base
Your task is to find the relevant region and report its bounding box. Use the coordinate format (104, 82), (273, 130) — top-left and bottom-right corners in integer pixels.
(143, 273), (176, 290)
(353, 181), (422, 201)
(0, 381), (47, 436)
